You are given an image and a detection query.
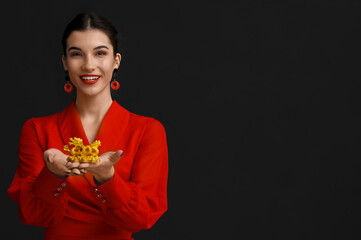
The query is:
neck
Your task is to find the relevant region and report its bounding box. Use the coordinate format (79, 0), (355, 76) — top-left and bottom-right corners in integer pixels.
(75, 91), (113, 120)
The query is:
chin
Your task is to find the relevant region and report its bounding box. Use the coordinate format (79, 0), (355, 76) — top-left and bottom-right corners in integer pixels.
(77, 86), (110, 97)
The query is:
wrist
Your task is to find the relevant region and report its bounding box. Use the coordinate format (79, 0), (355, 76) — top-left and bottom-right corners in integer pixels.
(47, 166), (68, 179)
(54, 173), (69, 179)
(93, 168), (114, 185)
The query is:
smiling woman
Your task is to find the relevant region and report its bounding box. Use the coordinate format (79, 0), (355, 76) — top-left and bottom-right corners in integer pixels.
(7, 13), (168, 240)
(62, 29), (121, 103)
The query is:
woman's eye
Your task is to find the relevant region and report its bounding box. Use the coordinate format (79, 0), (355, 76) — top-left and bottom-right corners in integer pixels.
(70, 52), (81, 57)
(97, 51), (107, 56)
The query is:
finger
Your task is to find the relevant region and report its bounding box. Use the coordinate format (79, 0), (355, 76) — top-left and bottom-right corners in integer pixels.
(78, 163), (90, 168)
(66, 161), (72, 168)
(110, 150), (123, 163)
(62, 165), (72, 174)
(67, 162), (81, 169)
(66, 160), (78, 168)
(71, 168), (81, 175)
(82, 162), (98, 170)
(80, 169), (87, 174)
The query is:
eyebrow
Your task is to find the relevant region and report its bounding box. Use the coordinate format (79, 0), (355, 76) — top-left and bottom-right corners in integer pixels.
(67, 46), (81, 52)
(67, 45), (109, 52)
(94, 45), (109, 50)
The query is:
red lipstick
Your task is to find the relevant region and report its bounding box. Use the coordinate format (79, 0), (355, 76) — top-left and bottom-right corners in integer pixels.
(80, 74), (100, 85)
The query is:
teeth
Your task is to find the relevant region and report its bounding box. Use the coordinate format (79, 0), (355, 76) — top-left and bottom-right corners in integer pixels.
(81, 76), (99, 81)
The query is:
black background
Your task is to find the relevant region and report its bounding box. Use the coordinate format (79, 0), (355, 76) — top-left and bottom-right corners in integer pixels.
(1, 0), (361, 239)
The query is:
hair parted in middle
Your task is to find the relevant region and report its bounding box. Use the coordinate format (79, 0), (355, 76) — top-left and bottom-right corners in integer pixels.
(61, 12), (119, 56)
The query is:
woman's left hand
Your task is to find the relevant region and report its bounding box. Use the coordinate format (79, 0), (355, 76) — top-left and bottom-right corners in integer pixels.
(80, 150), (124, 185)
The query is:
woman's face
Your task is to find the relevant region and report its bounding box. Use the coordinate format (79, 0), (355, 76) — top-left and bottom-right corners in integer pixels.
(62, 29), (121, 97)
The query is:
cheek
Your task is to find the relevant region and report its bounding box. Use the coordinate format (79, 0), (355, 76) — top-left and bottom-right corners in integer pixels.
(67, 60), (82, 72)
(102, 62), (116, 75)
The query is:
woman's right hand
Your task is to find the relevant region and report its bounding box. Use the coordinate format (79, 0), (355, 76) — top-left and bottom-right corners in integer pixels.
(44, 148), (84, 178)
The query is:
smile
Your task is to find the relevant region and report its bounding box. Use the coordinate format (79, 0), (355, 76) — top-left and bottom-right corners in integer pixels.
(80, 75), (100, 85)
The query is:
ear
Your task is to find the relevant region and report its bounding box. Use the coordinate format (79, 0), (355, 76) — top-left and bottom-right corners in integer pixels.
(114, 53), (121, 68)
(62, 55), (68, 71)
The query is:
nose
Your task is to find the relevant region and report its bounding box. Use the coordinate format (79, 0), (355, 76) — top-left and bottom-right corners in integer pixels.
(82, 55), (96, 72)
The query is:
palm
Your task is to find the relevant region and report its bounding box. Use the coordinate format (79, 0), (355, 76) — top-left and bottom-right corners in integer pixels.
(85, 150), (123, 184)
(99, 151), (121, 166)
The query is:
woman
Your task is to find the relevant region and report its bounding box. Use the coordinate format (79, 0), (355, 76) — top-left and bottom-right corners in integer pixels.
(7, 13), (168, 240)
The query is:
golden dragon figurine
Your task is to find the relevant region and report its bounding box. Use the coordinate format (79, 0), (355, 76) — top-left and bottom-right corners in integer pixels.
(64, 137), (101, 163)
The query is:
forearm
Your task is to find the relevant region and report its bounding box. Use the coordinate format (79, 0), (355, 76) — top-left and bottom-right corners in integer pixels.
(9, 166), (70, 227)
(87, 172), (167, 232)
(92, 168), (115, 185)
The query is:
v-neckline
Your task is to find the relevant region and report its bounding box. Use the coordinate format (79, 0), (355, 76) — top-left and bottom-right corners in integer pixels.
(73, 100), (115, 146)
(57, 100), (131, 155)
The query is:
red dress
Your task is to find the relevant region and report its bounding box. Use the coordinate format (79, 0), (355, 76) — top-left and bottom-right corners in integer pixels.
(7, 100), (168, 240)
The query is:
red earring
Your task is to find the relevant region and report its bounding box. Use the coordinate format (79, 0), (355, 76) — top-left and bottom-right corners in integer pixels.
(111, 80), (120, 90)
(111, 68), (119, 90)
(64, 71), (73, 93)
(64, 82), (73, 92)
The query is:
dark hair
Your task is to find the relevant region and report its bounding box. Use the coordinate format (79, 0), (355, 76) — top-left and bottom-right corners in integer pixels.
(62, 12), (118, 56)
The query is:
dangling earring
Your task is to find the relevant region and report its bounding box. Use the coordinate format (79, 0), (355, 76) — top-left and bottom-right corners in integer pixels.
(64, 71), (73, 93)
(111, 68), (120, 90)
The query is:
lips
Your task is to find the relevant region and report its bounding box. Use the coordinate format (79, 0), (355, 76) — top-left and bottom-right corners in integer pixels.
(80, 75), (100, 85)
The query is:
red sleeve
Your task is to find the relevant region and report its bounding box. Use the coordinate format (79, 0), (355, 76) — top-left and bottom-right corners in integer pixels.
(88, 118), (168, 232)
(7, 119), (70, 227)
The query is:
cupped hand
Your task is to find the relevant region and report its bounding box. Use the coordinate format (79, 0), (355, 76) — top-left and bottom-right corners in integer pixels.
(80, 150), (124, 185)
(44, 148), (71, 178)
(44, 148), (86, 178)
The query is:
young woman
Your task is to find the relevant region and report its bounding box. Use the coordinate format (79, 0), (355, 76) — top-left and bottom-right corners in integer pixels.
(8, 13), (168, 240)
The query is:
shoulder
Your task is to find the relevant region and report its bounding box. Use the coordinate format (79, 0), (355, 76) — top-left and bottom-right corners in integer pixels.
(129, 112), (165, 132)
(23, 101), (76, 130)
(114, 101), (165, 133)
(21, 110), (61, 135)
(19, 112), (60, 151)
(24, 113), (57, 128)
(127, 112), (167, 144)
